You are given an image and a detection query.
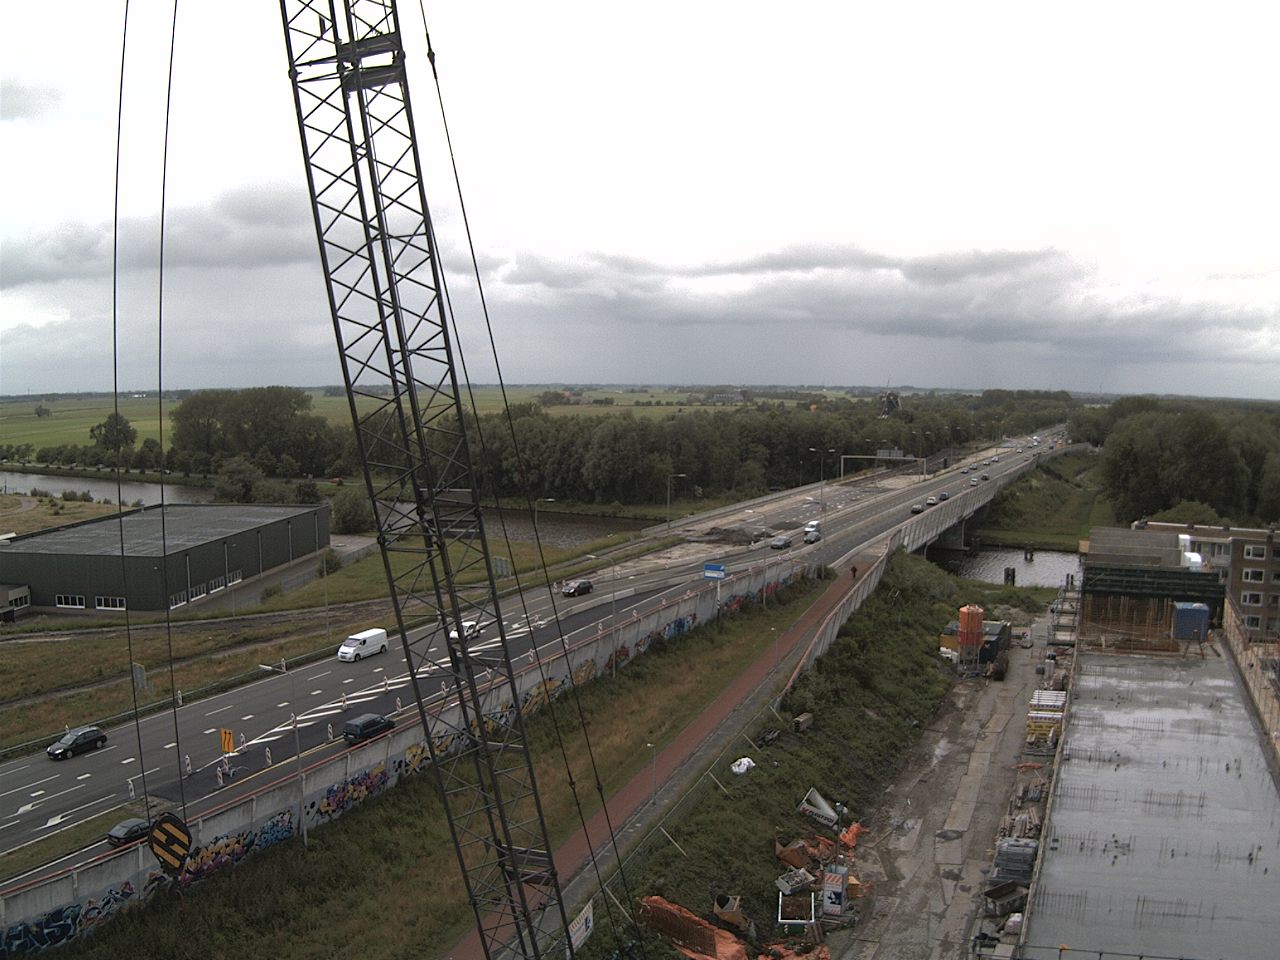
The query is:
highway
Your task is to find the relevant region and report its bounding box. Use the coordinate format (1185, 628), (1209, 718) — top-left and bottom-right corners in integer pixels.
(0, 434), (1050, 880)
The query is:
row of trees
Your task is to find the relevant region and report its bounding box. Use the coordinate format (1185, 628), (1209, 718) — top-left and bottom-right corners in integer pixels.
(1072, 397), (1280, 525)
(6, 386), (1078, 513)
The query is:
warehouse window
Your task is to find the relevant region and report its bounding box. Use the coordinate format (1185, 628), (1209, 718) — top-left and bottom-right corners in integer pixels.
(1244, 615), (1261, 629)
(169, 590), (188, 609)
(12, 594), (30, 609)
(1243, 568), (1264, 582)
(209, 574), (226, 593)
(1243, 544), (1267, 560)
(1212, 543), (1230, 557)
(189, 583), (207, 601)
(228, 569), (242, 585)
(95, 596), (126, 610)
(56, 594), (85, 609)
(1241, 592), (1262, 606)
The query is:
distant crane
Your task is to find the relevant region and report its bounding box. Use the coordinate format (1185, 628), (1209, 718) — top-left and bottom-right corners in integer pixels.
(280, 2), (571, 956)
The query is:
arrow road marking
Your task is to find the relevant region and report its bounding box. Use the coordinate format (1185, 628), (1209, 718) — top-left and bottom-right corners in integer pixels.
(42, 794), (116, 829)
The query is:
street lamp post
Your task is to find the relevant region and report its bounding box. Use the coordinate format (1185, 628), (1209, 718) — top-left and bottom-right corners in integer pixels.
(533, 498), (555, 539)
(259, 660), (308, 848)
(666, 473), (687, 533)
(808, 447), (835, 512)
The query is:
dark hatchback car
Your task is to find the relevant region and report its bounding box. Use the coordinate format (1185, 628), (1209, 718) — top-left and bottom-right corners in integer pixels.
(769, 535), (792, 549)
(47, 726), (107, 760)
(106, 818), (150, 847)
(343, 713), (394, 745)
(561, 579), (593, 597)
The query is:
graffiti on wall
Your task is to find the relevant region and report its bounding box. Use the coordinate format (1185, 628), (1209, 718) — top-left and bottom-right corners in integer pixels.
(316, 763), (389, 821)
(1, 880), (138, 958)
(181, 810), (295, 886)
(3, 904), (82, 957)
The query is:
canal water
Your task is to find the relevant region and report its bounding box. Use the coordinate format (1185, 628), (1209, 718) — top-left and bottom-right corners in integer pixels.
(935, 545), (1081, 588)
(0, 470), (212, 505)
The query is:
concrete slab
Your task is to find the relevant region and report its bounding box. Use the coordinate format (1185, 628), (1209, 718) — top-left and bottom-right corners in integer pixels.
(1023, 653), (1280, 960)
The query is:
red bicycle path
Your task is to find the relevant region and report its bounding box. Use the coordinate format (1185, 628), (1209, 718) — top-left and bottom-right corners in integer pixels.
(445, 558), (872, 959)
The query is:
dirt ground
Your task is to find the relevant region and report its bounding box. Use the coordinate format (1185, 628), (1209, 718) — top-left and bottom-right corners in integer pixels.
(830, 619), (1045, 959)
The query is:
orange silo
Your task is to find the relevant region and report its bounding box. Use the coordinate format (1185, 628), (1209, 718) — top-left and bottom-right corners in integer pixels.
(958, 604), (984, 664)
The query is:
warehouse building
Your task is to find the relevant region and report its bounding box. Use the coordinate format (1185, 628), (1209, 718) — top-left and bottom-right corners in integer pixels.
(0, 503), (330, 615)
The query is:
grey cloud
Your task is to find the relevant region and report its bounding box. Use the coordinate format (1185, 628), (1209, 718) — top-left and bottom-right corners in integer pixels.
(485, 242), (1278, 376)
(1, 184), (317, 288)
(899, 248), (1070, 285)
(1, 79), (62, 120)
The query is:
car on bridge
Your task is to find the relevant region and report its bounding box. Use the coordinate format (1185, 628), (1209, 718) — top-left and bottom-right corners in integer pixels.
(925, 496), (938, 507)
(803, 530), (821, 544)
(981, 473), (990, 481)
(770, 535), (792, 549)
(910, 503), (925, 514)
(106, 818), (150, 848)
(970, 477), (980, 486)
(47, 726), (107, 760)
(343, 713), (394, 744)
(562, 579), (593, 597)
(938, 491), (950, 500)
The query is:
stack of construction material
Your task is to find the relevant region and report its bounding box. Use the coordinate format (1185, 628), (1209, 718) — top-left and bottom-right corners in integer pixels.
(992, 837), (1039, 883)
(1025, 690), (1065, 739)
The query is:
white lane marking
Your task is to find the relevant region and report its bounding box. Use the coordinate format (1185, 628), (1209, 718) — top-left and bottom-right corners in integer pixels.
(16, 783), (85, 813)
(240, 715), (254, 721)
(203, 728), (216, 735)
(277, 702), (291, 708)
(0, 821), (18, 832)
(120, 757), (135, 765)
(128, 767), (160, 780)
(373, 666), (384, 673)
(0, 775), (58, 801)
(163, 742), (176, 750)
(342, 678), (355, 684)
(306, 671), (331, 681)
(76, 774), (92, 781)
(310, 689), (324, 696)
(30, 791), (46, 798)
(42, 794), (116, 829)
(206, 705), (234, 716)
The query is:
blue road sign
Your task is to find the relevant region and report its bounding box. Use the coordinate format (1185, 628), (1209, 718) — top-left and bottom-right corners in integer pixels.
(703, 563), (726, 580)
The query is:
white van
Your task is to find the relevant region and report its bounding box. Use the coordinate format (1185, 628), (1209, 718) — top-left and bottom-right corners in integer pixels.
(803, 520), (821, 534)
(337, 627), (389, 662)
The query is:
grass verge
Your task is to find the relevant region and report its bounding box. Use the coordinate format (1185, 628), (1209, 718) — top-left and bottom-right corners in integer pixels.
(975, 450), (1115, 549)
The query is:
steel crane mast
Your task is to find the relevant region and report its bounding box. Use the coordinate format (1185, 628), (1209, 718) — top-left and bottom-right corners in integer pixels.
(279, 2), (571, 956)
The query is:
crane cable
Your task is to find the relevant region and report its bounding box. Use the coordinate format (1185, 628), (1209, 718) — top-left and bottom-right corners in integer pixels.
(109, 0), (156, 821)
(411, 6), (649, 954)
(152, 0), (189, 817)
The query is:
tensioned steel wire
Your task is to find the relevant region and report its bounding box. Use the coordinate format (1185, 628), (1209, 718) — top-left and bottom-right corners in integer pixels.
(108, 0), (190, 825)
(151, 0), (189, 817)
(109, 0), (156, 820)
(409, 7), (650, 955)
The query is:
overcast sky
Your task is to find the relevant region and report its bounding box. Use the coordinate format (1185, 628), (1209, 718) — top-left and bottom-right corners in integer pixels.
(3, 2), (1278, 400)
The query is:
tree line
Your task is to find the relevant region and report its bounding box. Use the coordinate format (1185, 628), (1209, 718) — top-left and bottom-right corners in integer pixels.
(1070, 396), (1280, 526)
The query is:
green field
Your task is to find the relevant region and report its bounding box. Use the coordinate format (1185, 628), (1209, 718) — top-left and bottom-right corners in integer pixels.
(0, 396), (167, 450)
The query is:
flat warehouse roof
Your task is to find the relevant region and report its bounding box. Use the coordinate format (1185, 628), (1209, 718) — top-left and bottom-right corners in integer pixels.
(0, 504), (323, 558)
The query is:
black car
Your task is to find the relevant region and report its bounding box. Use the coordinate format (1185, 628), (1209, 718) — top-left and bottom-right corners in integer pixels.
(106, 818), (150, 847)
(562, 579), (593, 597)
(343, 713), (394, 744)
(47, 726), (107, 760)
(769, 536), (792, 549)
